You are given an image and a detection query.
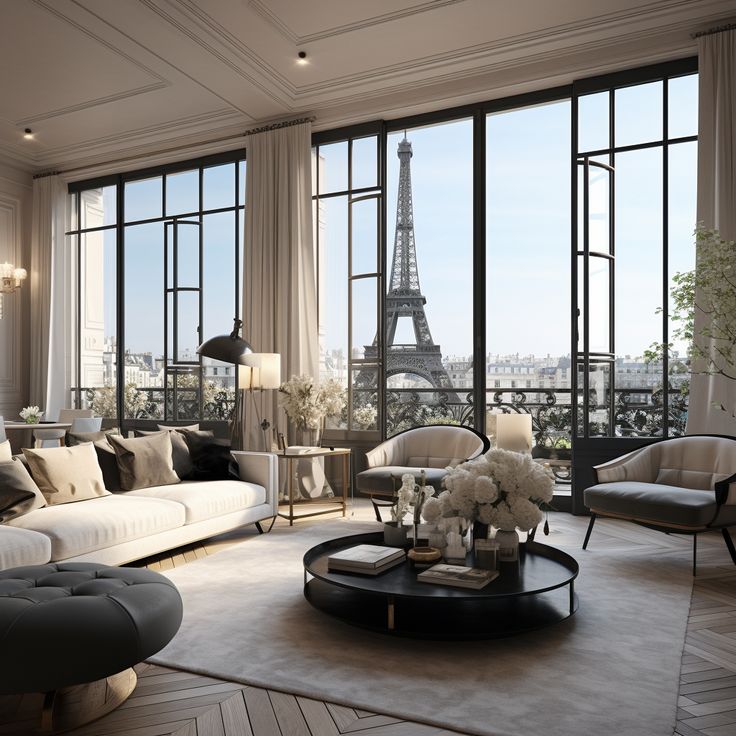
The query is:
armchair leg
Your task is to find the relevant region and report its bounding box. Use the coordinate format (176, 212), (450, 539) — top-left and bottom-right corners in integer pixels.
(582, 514), (596, 550)
(722, 527), (736, 565)
(693, 533), (698, 577)
(371, 499), (384, 523)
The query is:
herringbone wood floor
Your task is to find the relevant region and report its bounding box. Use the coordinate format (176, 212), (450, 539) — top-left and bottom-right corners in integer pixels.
(1, 501), (735, 736)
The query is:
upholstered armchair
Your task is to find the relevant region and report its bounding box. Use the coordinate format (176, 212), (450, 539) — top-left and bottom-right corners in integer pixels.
(583, 435), (736, 574)
(356, 425), (490, 521)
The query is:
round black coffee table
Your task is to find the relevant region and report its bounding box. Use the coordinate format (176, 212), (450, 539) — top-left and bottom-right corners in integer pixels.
(303, 532), (579, 639)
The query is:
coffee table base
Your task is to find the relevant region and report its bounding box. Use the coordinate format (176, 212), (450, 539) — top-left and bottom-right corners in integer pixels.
(305, 578), (578, 639)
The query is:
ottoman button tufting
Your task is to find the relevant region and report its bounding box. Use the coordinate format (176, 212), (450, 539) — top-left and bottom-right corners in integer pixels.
(0, 561), (183, 733)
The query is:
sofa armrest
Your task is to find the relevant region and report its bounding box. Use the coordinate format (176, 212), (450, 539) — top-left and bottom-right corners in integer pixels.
(231, 451), (278, 515)
(594, 445), (655, 484)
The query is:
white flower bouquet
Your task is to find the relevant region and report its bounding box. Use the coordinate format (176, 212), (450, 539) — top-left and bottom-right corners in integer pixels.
(19, 406), (43, 424)
(279, 375), (345, 429)
(391, 471), (434, 524)
(430, 448), (554, 532)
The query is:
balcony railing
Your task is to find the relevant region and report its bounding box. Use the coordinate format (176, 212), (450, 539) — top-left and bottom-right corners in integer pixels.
(386, 385), (688, 441)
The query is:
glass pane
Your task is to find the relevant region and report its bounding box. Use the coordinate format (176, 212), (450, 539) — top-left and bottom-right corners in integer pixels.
(351, 369), (378, 431)
(176, 222), (199, 288)
(318, 141), (348, 194)
(168, 369), (200, 421)
(588, 256), (610, 354)
(166, 170), (198, 216)
(80, 186), (117, 228)
(578, 92), (609, 153)
(203, 211), (236, 346)
(615, 81), (663, 147)
(238, 160), (246, 207)
(318, 196), (348, 386)
(587, 362), (611, 436)
(486, 99), (572, 444)
(176, 290), (200, 363)
(351, 136), (378, 190)
(238, 208), (244, 315)
(124, 222), (164, 417)
(615, 147), (663, 424)
(667, 141), (696, 436)
(588, 160), (610, 254)
(351, 277), (377, 360)
(668, 74), (698, 139)
(124, 177), (162, 222)
(69, 192), (78, 230)
(386, 121), (474, 407)
(79, 229), (117, 419)
(351, 196), (377, 275)
(203, 163), (235, 210)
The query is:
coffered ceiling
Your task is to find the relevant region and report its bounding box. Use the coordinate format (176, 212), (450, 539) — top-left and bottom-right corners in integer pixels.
(1, 0), (733, 176)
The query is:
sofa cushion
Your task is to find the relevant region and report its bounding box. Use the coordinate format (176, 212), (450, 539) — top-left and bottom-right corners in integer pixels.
(108, 432), (180, 491)
(126, 480), (266, 523)
(0, 459), (46, 522)
(0, 440), (11, 463)
(22, 444), (110, 505)
(7, 495), (186, 560)
(584, 482), (720, 528)
(0, 526), (51, 569)
(135, 429), (193, 480)
(356, 466), (447, 496)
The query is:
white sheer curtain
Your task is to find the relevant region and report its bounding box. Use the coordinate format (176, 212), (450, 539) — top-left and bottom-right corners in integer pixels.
(243, 121), (318, 449)
(687, 29), (736, 435)
(29, 175), (69, 420)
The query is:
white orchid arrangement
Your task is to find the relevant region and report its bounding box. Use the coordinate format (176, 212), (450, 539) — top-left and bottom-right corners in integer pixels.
(19, 406), (42, 424)
(391, 471), (435, 525)
(423, 448), (554, 532)
(279, 375), (345, 430)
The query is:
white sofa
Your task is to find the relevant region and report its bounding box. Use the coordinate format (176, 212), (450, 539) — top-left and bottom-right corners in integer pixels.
(0, 450), (277, 570)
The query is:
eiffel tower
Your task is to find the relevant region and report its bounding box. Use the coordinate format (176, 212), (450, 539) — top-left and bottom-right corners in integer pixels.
(363, 136), (457, 397)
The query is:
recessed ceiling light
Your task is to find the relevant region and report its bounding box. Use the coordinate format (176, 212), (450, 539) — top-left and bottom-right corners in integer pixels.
(23, 128), (34, 140)
(297, 51), (308, 65)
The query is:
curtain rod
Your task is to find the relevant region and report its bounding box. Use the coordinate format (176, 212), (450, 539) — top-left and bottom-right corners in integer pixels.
(32, 115), (316, 180)
(692, 21), (736, 39)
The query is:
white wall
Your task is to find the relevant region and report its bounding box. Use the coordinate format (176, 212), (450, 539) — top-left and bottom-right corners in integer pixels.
(0, 161), (32, 419)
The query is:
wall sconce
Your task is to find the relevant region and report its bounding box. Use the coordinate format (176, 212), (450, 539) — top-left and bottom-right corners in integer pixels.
(0, 262), (27, 319)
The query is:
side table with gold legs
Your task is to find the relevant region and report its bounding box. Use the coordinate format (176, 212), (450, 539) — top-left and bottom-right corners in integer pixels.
(277, 447), (351, 526)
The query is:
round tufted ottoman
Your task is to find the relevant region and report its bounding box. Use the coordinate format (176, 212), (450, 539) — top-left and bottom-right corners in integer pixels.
(0, 562), (182, 733)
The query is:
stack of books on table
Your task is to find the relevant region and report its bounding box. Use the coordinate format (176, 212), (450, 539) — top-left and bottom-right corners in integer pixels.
(327, 545), (406, 575)
(418, 564), (499, 589)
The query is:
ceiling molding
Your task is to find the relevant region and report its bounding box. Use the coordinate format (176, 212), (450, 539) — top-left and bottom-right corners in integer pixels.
(293, 0), (715, 98)
(139, 0), (294, 108)
(15, 82), (170, 126)
(249, 0), (468, 44)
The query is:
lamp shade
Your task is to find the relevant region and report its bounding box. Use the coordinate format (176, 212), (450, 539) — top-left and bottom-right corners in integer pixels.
(489, 413), (532, 453)
(242, 353), (281, 390)
(196, 319), (252, 364)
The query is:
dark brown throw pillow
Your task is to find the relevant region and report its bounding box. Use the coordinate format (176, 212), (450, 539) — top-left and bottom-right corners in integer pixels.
(107, 432), (180, 491)
(0, 460), (46, 523)
(135, 429), (193, 480)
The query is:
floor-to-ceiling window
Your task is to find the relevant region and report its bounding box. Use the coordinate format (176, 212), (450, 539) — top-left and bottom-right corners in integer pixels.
(486, 99), (572, 455)
(312, 125), (383, 434)
(67, 151), (245, 426)
(573, 64), (698, 442)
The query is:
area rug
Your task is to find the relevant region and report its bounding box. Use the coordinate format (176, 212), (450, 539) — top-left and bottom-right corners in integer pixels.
(151, 518), (693, 736)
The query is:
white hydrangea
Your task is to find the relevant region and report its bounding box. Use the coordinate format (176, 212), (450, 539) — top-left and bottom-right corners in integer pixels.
(440, 447), (553, 532)
(421, 497), (442, 524)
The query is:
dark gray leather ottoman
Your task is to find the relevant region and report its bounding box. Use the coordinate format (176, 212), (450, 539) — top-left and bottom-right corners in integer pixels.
(0, 562), (182, 732)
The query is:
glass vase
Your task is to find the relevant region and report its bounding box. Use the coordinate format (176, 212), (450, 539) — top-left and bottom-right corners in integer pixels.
(295, 425), (322, 447)
(495, 529), (519, 562)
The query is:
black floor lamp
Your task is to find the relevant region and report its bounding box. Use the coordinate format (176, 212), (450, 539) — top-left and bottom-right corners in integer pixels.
(196, 318), (253, 449)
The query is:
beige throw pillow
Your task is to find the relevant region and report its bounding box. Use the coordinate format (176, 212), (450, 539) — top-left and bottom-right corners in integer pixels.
(22, 444), (110, 505)
(0, 440), (12, 463)
(108, 432), (180, 491)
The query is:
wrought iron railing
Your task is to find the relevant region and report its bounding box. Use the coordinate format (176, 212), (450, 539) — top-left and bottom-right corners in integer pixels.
(72, 386), (236, 422)
(385, 385), (688, 441)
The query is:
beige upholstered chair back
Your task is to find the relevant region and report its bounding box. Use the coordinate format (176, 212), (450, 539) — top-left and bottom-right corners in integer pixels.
(58, 408), (94, 423)
(366, 426), (486, 469)
(595, 436), (736, 490)
(0, 416), (5, 444)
